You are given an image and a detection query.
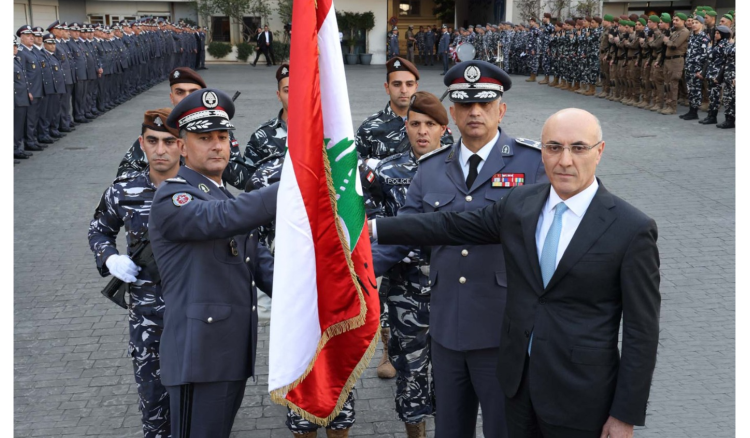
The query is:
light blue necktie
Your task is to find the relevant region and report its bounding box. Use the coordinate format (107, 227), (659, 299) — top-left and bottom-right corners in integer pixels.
(528, 202), (568, 355)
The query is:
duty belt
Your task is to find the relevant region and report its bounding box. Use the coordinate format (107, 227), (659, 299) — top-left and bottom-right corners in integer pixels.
(665, 55), (684, 60)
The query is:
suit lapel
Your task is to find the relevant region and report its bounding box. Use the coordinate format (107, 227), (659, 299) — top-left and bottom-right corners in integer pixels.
(521, 184), (550, 293)
(444, 144), (468, 195)
(544, 182), (617, 292)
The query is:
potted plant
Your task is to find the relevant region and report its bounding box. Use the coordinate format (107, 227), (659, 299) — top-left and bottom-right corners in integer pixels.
(358, 11), (376, 65)
(336, 11), (361, 64)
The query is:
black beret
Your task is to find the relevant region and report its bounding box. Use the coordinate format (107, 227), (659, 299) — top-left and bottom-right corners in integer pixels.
(169, 67), (207, 89)
(386, 56), (420, 81)
(167, 88), (236, 133)
(276, 64), (289, 82)
(442, 60), (511, 103)
(408, 91), (449, 125)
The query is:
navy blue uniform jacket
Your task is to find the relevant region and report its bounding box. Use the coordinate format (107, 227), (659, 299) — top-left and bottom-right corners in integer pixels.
(149, 166), (278, 386)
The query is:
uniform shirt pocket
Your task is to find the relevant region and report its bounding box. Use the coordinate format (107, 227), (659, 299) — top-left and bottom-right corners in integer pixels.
(186, 303), (232, 324)
(423, 193), (456, 212)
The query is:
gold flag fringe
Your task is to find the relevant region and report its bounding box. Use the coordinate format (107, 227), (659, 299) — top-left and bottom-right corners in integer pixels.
(269, 138), (377, 425)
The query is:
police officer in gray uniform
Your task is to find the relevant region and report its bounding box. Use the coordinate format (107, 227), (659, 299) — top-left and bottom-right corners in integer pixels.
(149, 89), (278, 438)
(16, 25), (45, 151)
(14, 36), (33, 160)
(370, 61), (547, 438)
(40, 32), (66, 140)
(48, 21), (75, 133)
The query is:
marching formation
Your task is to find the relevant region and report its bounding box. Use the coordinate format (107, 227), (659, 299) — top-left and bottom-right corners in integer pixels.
(14, 18), (208, 162)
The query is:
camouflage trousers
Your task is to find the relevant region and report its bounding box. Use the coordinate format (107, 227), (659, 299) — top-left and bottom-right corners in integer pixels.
(586, 56), (599, 84)
(386, 283), (435, 424)
(722, 78), (735, 117)
(128, 301), (170, 438)
(287, 393), (355, 432)
(685, 71), (703, 108)
(541, 51), (551, 75)
(380, 278), (390, 328)
(527, 54), (540, 74)
(707, 79), (722, 112)
(502, 47), (511, 72)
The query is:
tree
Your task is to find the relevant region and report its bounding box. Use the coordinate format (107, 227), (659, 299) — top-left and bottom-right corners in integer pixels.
(249, 0), (273, 27)
(516, 0), (542, 22)
(544, 0), (570, 21)
(276, 0), (293, 25)
(574, 0), (600, 18)
(433, 0), (455, 23)
(191, 0), (217, 31)
(212, 0), (252, 43)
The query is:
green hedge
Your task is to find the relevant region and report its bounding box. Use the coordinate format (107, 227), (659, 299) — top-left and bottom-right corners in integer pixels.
(207, 42), (232, 59)
(236, 42), (254, 62)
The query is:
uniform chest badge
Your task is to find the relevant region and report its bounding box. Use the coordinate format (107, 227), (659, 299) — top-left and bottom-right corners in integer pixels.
(492, 173), (525, 188)
(198, 183), (210, 193)
(32, 63), (36, 69)
(172, 192), (193, 206)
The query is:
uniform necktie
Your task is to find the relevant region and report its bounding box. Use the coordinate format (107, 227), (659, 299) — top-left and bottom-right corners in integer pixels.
(529, 202), (568, 356)
(220, 186), (234, 199)
(465, 154), (482, 190)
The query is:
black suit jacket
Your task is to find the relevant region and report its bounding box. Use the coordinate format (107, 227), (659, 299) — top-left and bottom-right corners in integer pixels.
(257, 31), (273, 48)
(377, 179), (660, 430)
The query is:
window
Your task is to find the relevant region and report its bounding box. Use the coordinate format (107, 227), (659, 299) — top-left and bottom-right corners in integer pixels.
(399, 0), (420, 16)
(211, 16), (230, 42)
(89, 15), (105, 25)
(243, 16), (262, 42)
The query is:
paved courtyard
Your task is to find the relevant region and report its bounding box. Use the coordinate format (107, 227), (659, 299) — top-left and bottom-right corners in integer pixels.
(14, 64), (735, 437)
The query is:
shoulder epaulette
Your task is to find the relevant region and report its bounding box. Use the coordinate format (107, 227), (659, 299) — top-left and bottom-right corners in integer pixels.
(376, 153), (403, 168)
(164, 177), (187, 184)
(418, 144), (452, 162)
(515, 137), (542, 150)
(113, 170), (142, 183)
(254, 152), (285, 167)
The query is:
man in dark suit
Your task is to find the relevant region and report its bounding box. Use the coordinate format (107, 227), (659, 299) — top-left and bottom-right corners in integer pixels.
(373, 108), (661, 438)
(252, 25), (274, 67)
(149, 89), (278, 438)
(371, 61), (546, 438)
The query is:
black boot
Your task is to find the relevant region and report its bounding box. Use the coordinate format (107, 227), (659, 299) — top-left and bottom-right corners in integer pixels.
(716, 115), (735, 129)
(699, 110), (717, 124)
(682, 107), (699, 120)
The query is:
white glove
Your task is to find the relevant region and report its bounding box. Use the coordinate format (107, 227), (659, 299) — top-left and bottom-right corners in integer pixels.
(105, 254), (141, 283)
(401, 251), (418, 264)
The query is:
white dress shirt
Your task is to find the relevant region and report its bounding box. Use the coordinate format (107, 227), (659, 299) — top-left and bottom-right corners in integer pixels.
(535, 178), (599, 268)
(459, 130), (498, 179)
(265, 31), (270, 44)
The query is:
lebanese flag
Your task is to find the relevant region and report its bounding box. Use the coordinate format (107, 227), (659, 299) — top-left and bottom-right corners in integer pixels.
(268, 0), (380, 425)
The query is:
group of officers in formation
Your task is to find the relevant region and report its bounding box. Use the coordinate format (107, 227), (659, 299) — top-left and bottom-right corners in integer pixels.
(13, 18), (208, 162)
(390, 6), (736, 128)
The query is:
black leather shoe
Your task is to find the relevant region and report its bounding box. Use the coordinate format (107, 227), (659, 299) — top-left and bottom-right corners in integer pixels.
(25, 144), (42, 152)
(74, 118), (90, 124)
(14, 151), (30, 159)
(59, 127), (73, 133)
(38, 137), (54, 144)
(50, 131), (64, 138)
